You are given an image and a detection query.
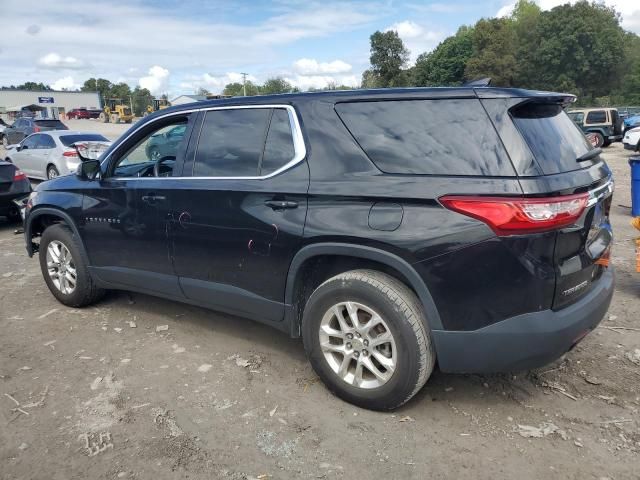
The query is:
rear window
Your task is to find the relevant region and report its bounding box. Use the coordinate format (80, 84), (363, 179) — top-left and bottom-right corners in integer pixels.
(35, 120), (66, 128)
(335, 99), (514, 176)
(511, 103), (595, 174)
(59, 134), (109, 146)
(585, 110), (607, 124)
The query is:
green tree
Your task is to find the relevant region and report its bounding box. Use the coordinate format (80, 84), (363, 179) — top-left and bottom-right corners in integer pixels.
(517, 1), (625, 101)
(223, 81), (259, 96)
(465, 18), (517, 86)
(413, 26), (474, 86)
(261, 77), (295, 94)
(131, 86), (152, 116)
(366, 30), (410, 87)
(196, 87), (211, 96)
(13, 82), (52, 91)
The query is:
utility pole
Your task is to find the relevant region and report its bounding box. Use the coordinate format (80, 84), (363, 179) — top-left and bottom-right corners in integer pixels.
(241, 72), (248, 96)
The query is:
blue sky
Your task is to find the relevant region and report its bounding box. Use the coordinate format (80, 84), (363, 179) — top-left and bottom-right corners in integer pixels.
(0, 0), (638, 97)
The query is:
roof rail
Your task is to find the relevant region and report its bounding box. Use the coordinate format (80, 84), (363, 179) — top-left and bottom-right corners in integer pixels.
(463, 77), (492, 87)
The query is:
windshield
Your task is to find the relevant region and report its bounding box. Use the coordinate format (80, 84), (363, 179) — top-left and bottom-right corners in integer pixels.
(60, 134), (109, 146)
(511, 103), (597, 174)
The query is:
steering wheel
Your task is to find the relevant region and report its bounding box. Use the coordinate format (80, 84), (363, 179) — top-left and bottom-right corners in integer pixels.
(153, 155), (176, 177)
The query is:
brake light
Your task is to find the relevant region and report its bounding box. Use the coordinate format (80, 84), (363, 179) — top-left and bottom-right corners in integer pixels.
(440, 193), (589, 236)
(63, 149), (78, 157)
(34, 126), (41, 132)
(13, 169), (27, 181)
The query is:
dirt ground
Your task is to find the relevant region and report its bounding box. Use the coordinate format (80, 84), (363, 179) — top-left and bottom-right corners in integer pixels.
(1, 137), (639, 480)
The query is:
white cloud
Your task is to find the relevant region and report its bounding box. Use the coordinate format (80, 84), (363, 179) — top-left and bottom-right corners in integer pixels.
(387, 20), (424, 38)
(179, 72), (258, 93)
(139, 66), (170, 95)
(51, 76), (79, 90)
(38, 52), (86, 70)
(385, 21), (448, 63)
(293, 58), (352, 75)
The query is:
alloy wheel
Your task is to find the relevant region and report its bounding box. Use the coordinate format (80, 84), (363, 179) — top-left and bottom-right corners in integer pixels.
(319, 301), (397, 389)
(46, 240), (77, 294)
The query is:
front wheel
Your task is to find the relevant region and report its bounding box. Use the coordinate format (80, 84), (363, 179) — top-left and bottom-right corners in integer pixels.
(302, 270), (435, 410)
(39, 224), (105, 307)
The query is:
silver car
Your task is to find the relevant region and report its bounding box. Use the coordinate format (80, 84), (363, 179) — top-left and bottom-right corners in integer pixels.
(4, 131), (110, 180)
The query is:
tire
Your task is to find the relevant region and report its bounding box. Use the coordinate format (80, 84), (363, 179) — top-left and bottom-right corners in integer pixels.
(302, 269), (435, 410)
(47, 165), (59, 180)
(39, 224), (105, 307)
(111, 114), (120, 124)
(148, 147), (161, 161)
(99, 112), (109, 123)
(593, 132), (605, 148)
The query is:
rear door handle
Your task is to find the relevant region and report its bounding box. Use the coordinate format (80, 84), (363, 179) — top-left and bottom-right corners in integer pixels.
(141, 194), (166, 204)
(264, 200), (298, 210)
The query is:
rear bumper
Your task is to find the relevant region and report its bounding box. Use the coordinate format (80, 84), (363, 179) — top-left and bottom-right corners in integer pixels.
(623, 142), (638, 151)
(433, 268), (614, 373)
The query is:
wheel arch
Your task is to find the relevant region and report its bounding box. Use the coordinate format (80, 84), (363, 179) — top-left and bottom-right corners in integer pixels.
(25, 207), (87, 259)
(284, 243), (443, 337)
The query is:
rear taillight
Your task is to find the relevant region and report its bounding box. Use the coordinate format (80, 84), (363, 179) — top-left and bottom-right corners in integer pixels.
(34, 126), (41, 132)
(63, 149), (78, 157)
(440, 193), (589, 236)
(13, 169), (27, 181)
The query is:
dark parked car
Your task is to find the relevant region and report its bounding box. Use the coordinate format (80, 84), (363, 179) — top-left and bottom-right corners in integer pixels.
(567, 108), (623, 147)
(0, 160), (31, 220)
(23, 88), (614, 410)
(144, 124), (187, 161)
(67, 108), (101, 120)
(2, 118), (68, 146)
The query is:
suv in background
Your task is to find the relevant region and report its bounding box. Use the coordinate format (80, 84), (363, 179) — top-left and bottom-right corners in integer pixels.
(2, 118), (68, 146)
(23, 88), (614, 410)
(567, 108), (623, 147)
(67, 108), (101, 120)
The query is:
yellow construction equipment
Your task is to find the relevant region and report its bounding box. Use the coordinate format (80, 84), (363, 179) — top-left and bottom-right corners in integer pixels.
(99, 99), (134, 124)
(145, 98), (170, 116)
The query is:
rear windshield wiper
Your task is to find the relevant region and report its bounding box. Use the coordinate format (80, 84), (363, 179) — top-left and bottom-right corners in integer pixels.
(576, 147), (602, 163)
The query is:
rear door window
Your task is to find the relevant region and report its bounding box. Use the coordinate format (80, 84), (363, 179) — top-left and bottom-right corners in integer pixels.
(261, 109), (295, 175)
(585, 110), (607, 124)
(335, 99), (515, 176)
(511, 103), (596, 174)
(37, 134), (56, 149)
(193, 108), (271, 177)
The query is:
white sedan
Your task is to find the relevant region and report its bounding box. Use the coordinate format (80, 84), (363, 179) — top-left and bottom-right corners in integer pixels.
(623, 126), (640, 152)
(4, 131), (110, 180)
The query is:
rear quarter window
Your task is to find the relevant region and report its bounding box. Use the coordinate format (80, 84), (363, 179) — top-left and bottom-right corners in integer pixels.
(335, 99), (515, 176)
(511, 103), (596, 174)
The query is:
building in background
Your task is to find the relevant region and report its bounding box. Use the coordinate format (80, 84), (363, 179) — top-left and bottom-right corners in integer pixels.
(0, 90), (100, 119)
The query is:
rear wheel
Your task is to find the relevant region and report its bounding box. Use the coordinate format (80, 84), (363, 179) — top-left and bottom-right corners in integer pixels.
(47, 165), (59, 180)
(111, 114), (120, 124)
(592, 132), (605, 148)
(39, 224), (105, 307)
(302, 269), (435, 410)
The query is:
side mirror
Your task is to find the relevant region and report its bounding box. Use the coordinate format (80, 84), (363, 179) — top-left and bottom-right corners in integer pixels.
(76, 159), (101, 180)
(17, 144), (26, 151)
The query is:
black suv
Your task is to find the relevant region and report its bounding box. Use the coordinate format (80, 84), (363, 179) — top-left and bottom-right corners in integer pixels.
(23, 88), (614, 410)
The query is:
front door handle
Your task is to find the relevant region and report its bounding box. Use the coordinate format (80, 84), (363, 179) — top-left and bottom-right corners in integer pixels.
(141, 193), (166, 204)
(265, 200), (298, 210)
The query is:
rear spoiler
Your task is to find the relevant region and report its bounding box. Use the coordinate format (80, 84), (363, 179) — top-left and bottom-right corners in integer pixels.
(474, 88), (576, 106)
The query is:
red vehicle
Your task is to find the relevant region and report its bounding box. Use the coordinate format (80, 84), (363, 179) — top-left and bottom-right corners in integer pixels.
(67, 108), (101, 120)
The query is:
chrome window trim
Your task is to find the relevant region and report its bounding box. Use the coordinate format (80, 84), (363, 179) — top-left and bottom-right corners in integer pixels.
(104, 104), (306, 180)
